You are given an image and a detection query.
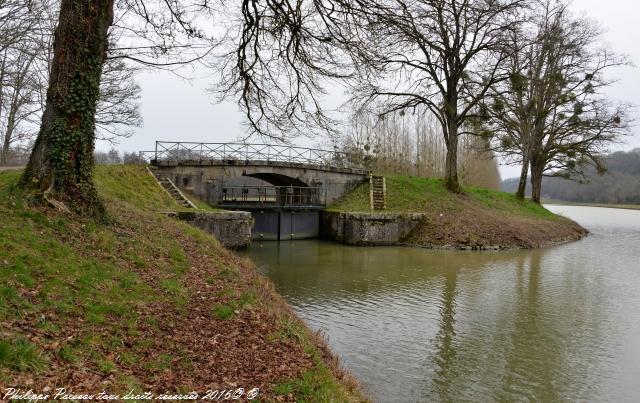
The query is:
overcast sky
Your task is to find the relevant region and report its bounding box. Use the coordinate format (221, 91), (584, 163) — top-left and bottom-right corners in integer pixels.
(99, 0), (640, 180)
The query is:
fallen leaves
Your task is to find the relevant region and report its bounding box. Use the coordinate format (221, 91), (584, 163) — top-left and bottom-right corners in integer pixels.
(1, 203), (316, 401)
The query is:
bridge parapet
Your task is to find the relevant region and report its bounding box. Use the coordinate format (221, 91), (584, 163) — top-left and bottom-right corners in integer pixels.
(140, 141), (365, 171)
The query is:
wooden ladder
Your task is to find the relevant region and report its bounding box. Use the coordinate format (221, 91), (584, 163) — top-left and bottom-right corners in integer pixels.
(370, 175), (386, 211)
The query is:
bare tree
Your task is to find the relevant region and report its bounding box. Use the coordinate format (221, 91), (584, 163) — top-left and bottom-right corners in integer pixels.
(123, 150), (145, 164)
(94, 147), (123, 164)
(0, 0), (49, 165)
(0, 1), (38, 54)
(96, 58), (142, 142)
(337, 107), (502, 189)
(215, 0), (352, 141)
(345, 0), (526, 191)
(223, 0), (525, 190)
(0, 52), (40, 164)
(18, 0), (219, 216)
(485, 0), (631, 203)
(1, 0), (143, 167)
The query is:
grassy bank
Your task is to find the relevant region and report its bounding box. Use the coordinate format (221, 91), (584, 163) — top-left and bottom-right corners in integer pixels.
(0, 165), (365, 401)
(330, 175), (587, 249)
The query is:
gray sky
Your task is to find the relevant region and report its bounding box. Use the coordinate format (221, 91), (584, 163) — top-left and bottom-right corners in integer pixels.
(99, 0), (640, 180)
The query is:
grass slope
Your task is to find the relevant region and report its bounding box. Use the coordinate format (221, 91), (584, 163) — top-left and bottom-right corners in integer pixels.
(0, 165), (365, 401)
(330, 175), (586, 249)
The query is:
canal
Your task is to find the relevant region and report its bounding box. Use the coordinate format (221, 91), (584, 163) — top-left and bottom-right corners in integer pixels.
(246, 206), (640, 402)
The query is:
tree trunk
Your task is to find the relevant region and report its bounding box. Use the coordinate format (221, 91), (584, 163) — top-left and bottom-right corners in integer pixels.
(2, 79), (23, 165)
(516, 152), (529, 199)
(530, 159), (544, 204)
(1, 111), (14, 165)
(444, 120), (460, 192)
(0, 52), (6, 164)
(19, 0), (114, 218)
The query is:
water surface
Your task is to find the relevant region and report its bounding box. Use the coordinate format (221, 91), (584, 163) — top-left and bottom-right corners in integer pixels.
(247, 206), (640, 402)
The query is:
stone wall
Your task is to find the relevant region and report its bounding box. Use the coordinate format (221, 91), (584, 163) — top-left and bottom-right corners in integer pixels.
(321, 211), (425, 246)
(175, 211), (253, 249)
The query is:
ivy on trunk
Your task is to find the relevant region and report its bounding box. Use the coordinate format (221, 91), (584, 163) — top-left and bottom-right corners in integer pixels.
(19, 0), (114, 218)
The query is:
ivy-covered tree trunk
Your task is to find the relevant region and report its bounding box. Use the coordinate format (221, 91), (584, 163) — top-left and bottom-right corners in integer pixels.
(19, 0), (114, 218)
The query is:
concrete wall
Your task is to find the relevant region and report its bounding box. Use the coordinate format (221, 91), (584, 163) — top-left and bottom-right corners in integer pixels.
(175, 211), (252, 249)
(153, 160), (368, 206)
(321, 211), (425, 246)
(173, 209), (423, 247)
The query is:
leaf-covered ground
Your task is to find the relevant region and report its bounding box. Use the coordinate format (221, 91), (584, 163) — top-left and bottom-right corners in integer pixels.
(0, 166), (365, 401)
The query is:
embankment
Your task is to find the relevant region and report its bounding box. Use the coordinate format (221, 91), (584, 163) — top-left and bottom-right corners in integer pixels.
(328, 175), (587, 249)
(0, 165), (366, 401)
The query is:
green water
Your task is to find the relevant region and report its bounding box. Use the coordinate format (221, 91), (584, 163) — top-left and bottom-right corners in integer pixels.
(247, 206), (640, 402)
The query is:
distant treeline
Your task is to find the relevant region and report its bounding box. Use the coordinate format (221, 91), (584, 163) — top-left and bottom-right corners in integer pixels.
(335, 111), (503, 191)
(502, 148), (640, 204)
(0, 146), (144, 166)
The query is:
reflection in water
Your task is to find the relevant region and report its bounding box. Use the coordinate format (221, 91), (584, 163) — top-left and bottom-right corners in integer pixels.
(432, 271), (457, 402)
(247, 206), (640, 402)
(501, 252), (556, 401)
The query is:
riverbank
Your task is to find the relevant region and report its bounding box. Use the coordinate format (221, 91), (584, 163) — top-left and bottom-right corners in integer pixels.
(544, 199), (640, 211)
(247, 206), (640, 402)
(0, 166), (366, 401)
(329, 175), (587, 249)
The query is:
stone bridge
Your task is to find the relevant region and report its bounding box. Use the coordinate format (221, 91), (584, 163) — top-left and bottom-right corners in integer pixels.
(145, 141), (369, 207)
(144, 142), (370, 240)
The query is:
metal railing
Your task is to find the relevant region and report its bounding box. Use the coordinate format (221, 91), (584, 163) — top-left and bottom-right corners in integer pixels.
(138, 141), (361, 169)
(219, 186), (325, 208)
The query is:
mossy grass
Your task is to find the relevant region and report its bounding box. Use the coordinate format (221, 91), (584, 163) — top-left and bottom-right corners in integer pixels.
(94, 165), (180, 211)
(0, 338), (47, 372)
(212, 304), (235, 320)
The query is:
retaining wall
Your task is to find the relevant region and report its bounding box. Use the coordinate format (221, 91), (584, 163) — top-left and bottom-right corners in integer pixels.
(321, 211), (425, 246)
(175, 211), (252, 249)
